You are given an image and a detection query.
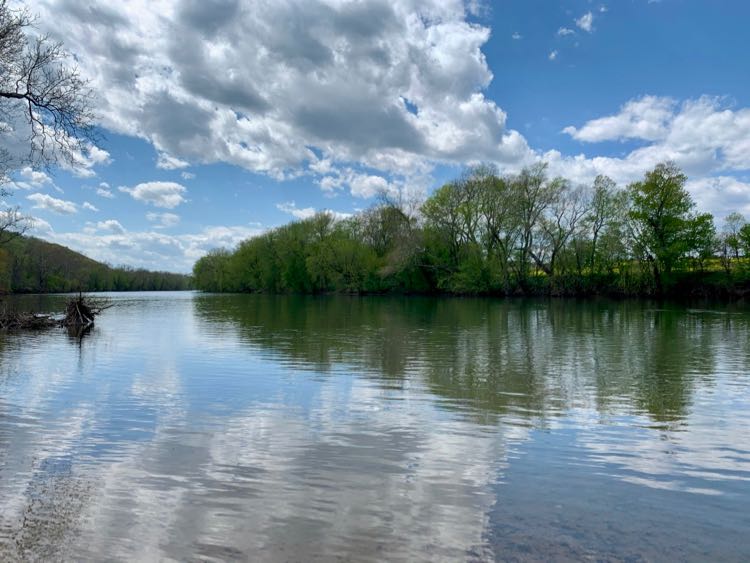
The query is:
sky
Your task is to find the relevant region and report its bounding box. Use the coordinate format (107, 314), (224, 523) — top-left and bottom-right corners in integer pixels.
(4, 0), (750, 273)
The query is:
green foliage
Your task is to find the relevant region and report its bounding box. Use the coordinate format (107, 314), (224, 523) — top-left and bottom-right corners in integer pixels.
(193, 162), (750, 298)
(0, 236), (191, 293)
(627, 162), (710, 286)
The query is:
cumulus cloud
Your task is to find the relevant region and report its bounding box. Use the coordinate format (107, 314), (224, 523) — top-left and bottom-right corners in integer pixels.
(33, 0), (528, 196)
(576, 11), (594, 33)
(539, 96), (750, 217)
(29, 216), (54, 234)
(82, 201), (99, 212)
(96, 187), (115, 199)
(563, 96), (677, 142)
(19, 167), (53, 187)
(560, 96), (750, 176)
(317, 168), (402, 199)
(18, 0), (750, 232)
(96, 219), (126, 234)
(146, 211), (180, 228)
(549, 50), (558, 61)
(276, 201), (316, 220)
(686, 176), (750, 221)
(156, 152), (190, 170)
(27, 193), (77, 215)
(2, 167), (56, 191)
(39, 224), (264, 272)
(119, 181), (187, 208)
(180, 171), (196, 180)
(277, 201), (352, 221)
(557, 27), (575, 36)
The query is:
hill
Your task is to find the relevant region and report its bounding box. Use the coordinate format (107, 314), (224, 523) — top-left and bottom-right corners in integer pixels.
(0, 236), (192, 293)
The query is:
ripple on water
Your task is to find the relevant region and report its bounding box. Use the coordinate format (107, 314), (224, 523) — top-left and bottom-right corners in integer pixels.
(0, 293), (749, 561)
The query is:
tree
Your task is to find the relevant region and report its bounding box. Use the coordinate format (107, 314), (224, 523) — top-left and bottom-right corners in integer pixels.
(0, 206), (30, 244)
(512, 163), (559, 285)
(723, 212), (746, 261)
(687, 213), (716, 272)
(0, 0), (95, 244)
(533, 181), (589, 277)
(585, 175), (625, 273)
(739, 223), (750, 260)
(1, 0), (95, 171)
(627, 162), (702, 290)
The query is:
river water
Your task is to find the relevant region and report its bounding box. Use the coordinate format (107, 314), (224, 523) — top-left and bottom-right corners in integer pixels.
(0, 292), (749, 561)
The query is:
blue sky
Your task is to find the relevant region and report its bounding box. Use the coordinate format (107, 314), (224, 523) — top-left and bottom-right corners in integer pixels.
(4, 0), (750, 272)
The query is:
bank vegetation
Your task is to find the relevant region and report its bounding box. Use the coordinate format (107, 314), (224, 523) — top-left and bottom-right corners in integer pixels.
(194, 162), (750, 298)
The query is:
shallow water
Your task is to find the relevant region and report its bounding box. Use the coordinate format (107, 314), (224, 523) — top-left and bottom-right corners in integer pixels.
(0, 292), (749, 561)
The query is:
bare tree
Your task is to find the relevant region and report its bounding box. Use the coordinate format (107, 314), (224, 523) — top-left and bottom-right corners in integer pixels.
(0, 0), (94, 243)
(0, 206), (31, 244)
(533, 182), (589, 277)
(1, 0), (95, 169)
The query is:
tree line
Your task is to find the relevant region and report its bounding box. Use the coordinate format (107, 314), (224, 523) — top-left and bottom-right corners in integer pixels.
(194, 162), (747, 297)
(0, 236), (191, 293)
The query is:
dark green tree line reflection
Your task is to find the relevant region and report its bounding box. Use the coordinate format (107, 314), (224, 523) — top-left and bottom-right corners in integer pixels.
(194, 295), (750, 425)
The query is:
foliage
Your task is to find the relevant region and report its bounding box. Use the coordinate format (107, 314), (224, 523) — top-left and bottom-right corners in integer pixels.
(0, 236), (191, 293)
(193, 162), (747, 298)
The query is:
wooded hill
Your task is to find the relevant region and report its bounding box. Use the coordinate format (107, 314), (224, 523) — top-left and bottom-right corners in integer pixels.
(0, 236), (192, 293)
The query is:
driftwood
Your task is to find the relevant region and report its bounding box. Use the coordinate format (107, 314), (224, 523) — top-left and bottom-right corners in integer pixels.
(0, 311), (59, 330)
(0, 294), (112, 331)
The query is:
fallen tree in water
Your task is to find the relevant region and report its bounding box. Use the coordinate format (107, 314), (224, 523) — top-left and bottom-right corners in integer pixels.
(0, 294), (112, 331)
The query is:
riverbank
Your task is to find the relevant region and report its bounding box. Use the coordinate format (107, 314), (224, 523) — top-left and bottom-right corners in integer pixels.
(194, 270), (750, 302)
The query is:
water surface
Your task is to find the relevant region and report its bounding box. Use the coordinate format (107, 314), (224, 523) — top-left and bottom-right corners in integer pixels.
(1, 292), (749, 561)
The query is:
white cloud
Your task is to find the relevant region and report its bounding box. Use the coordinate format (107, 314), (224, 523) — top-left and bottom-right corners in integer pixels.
(348, 174), (391, 199)
(27, 193), (77, 215)
(33, 0), (528, 197)
(277, 201), (351, 221)
(559, 97), (750, 179)
(119, 181), (187, 209)
(537, 96), (750, 217)
(35, 224), (265, 273)
(96, 187), (115, 199)
(576, 11), (594, 33)
(180, 171), (196, 180)
(156, 152), (190, 170)
(317, 168), (400, 199)
(146, 211), (180, 228)
(549, 50), (558, 61)
(511, 32), (522, 40)
(276, 201), (316, 220)
(557, 27), (575, 36)
(2, 167), (56, 191)
(29, 216), (54, 234)
(20, 167), (53, 187)
(82, 201), (99, 212)
(96, 219), (126, 234)
(563, 96), (677, 142)
(686, 176), (750, 221)
(61, 144), (112, 178)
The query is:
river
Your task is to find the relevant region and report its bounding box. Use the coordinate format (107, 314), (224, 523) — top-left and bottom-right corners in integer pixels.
(1, 292), (749, 561)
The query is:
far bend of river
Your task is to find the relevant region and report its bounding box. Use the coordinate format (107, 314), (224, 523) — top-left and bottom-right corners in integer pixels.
(1, 293), (749, 562)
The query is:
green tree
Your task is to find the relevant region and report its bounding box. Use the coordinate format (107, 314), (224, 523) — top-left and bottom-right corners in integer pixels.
(627, 162), (702, 290)
(512, 163), (559, 287)
(585, 175), (626, 273)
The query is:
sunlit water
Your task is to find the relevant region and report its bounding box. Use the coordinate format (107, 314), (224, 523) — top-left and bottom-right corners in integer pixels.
(1, 292), (749, 561)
